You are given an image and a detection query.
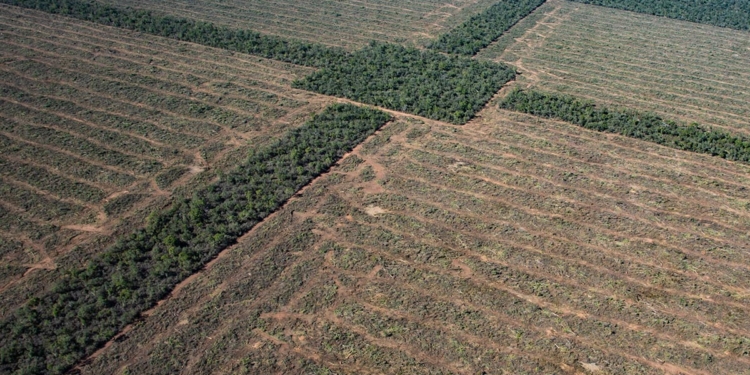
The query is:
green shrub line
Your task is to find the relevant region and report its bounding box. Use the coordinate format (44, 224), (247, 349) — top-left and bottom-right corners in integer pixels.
(0, 0), (351, 68)
(2, 1), (516, 125)
(428, 0), (547, 56)
(294, 42), (516, 125)
(500, 89), (750, 163)
(570, 0), (750, 31)
(0, 103), (391, 375)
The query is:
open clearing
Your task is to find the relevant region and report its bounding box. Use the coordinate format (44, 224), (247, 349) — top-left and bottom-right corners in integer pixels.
(3, 1), (750, 374)
(479, 0), (750, 136)
(80, 108), (750, 374)
(98, 0), (500, 50)
(0, 5), (330, 309)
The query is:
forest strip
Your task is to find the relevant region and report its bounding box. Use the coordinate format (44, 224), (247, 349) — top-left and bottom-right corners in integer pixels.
(569, 0), (750, 31)
(500, 89), (750, 163)
(295, 42), (516, 125)
(0, 103), (391, 375)
(0, 0), (350, 67)
(428, 0), (547, 56)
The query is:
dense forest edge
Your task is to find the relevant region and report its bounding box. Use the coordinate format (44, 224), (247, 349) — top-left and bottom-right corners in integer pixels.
(295, 42), (516, 125)
(569, 0), (750, 31)
(0, 104), (392, 375)
(0, 0), (351, 67)
(500, 89), (750, 163)
(428, 0), (547, 56)
(1, 0), (517, 125)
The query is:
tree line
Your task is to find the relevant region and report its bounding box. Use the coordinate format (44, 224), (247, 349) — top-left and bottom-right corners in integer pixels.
(570, 0), (750, 31)
(0, 0), (351, 67)
(0, 103), (391, 375)
(295, 42), (516, 125)
(3, 0), (517, 125)
(500, 89), (750, 163)
(428, 0), (547, 56)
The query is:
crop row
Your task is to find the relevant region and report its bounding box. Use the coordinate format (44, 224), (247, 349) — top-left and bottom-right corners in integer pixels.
(0, 103), (391, 375)
(0, 57), (255, 136)
(1, 82), (179, 158)
(0, 110), (162, 176)
(315, 146), (750, 372)
(428, 0), (546, 56)
(500, 89), (750, 164)
(282, 198), (739, 373)
(0, 205), (58, 243)
(0, 133), (135, 190)
(0, 41), (292, 129)
(0, 7), (311, 102)
(0, 158), (104, 204)
(0, 178), (82, 229)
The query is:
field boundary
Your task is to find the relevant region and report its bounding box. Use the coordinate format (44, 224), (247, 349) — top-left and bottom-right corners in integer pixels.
(500, 89), (750, 164)
(0, 104), (391, 375)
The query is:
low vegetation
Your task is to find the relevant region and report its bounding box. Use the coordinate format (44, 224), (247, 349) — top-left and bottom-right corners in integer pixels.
(500, 89), (750, 163)
(99, 0), (497, 50)
(3, 0), (749, 374)
(570, 0), (750, 31)
(295, 42), (516, 124)
(0, 103), (390, 375)
(0, 4), (324, 306)
(2, 0), (517, 126)
(80, 114), (750, 375)
(429, 0), (546, 56)
(484, 0), (750, 135)
(0, 0), (350, 67)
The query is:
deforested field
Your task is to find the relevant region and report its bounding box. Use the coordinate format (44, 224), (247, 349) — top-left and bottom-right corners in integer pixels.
(479, 0), (750, 135)
(3, 0), (750, 373)
(79, 109), (750, 375)
(97, 0), (500, 50)
(0, 5), (329, 304)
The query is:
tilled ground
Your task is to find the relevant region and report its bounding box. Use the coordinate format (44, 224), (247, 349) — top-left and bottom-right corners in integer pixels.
(0, 5), (331, 315)
(80, 108), (750, 375)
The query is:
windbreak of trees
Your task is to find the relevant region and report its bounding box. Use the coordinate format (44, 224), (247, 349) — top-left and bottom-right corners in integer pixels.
(295, 42), (516, 125)
(2, 0), (517, 124)
(428, 0), (546, 56)
(500, 89), (750, 163)
(0, 104), (391, 375)
(570, 0), (750, 31)
(0, 0), (351, 67)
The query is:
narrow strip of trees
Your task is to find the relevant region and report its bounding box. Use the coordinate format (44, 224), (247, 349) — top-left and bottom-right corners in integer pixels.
(428, 0), (546, 56)
(0, 0), (351, 67)
(295, 42), (516, 125)
(570, 0), (750, 31)
(500, 89), (750, 163)
(0, 104), (391, 375)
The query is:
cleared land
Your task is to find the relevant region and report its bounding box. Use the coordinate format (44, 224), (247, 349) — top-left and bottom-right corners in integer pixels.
(97, 0), (500, 50)
(0, 5), (330, 307)
(80, 108), (750, 375)
(3, 1), (750, 374)
(478, 0), (750, 136)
